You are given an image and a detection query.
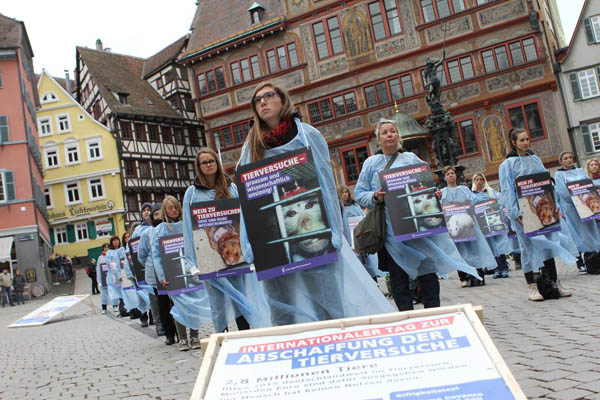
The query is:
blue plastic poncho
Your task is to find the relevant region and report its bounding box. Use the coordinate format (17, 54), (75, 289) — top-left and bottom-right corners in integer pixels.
(151, 220), (212, 330)
(441, 186), (497, 270)
(342, 203), (381, 278)
(554, 167), (600, 253)
(96, 253), (117, 306)
(499, 154), (578, 273)
(105, 249), (124, 303)
(120, 242), (150, 314)
(355, 151), (480, 280)
(183, 182), (271, 332)
(238, 118), (394, 326)
(140, 227), (157, 290)
(471, 189), (512, 257)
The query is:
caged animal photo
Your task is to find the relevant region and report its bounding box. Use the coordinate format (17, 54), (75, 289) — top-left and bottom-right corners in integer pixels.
(446, 213), (476, 240)
(410, 186), (444, 231)
(527, 193), (559, 227)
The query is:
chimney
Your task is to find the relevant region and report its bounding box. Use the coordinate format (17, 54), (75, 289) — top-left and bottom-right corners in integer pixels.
(96, 38), (103, 51)
(64, 70), (72, 94)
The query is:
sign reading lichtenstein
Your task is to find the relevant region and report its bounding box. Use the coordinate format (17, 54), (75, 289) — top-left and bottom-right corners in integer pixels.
(203, 312), (516, 400)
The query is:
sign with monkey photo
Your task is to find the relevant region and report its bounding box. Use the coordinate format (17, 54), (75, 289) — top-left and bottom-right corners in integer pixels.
(379, 163), (447, 242)
(566, 179), (600, 222)
(515, 173), (561, 238)
(235, 148), (337, 280)
(189, 198), (252, 280)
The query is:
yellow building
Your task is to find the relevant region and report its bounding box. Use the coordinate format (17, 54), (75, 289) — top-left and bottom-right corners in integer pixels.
(37, 70), (126, 264)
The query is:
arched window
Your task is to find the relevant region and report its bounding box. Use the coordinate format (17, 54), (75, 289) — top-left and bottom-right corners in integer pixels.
(41, 92), (58, 104)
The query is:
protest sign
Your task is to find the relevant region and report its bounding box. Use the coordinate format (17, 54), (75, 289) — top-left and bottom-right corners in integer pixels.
(235, 148), (337, 280)
(189, 199), (252, 280)
(99, 260), (108, 287)
(566, 179), (600, 222)
(474, 199), (509, 238)
(379, 163), (446, 241)
(158, 233), (203, 295)
(516, 172), (560, 237)
(442, 201), (477, 242)
(9, 295), (93, 328)
(127, 237), (146, 283)
(346, 216), (363, 249)
(192, 304), (525, 400)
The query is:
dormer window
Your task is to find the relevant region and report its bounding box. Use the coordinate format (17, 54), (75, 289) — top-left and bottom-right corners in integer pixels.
(114, 92), (129, 105)
(41, 92), (58, 104)
(248, 2), (265, 24)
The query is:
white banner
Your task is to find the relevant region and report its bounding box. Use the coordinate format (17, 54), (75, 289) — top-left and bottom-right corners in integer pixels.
(9, 295), (90, 328)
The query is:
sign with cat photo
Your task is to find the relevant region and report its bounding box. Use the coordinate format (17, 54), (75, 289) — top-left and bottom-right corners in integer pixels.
(158, 233), (204, 295)
(235, 147), (338, 280)
(442, 201), (477, 242)
(379, 163), (447, 242)
(474, 199), (508, 238)
(189, 198), (252, 280)
(566, 179), (600, 222)
(127, 237), (146, 283)
(516, 172), (560, 237)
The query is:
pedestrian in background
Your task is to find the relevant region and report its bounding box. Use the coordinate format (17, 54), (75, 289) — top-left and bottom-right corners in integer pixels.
(48, 256), (59, 286)
(56, 253), (65, 280)
(0, 268), (14, 307)
(13, 269), (26, 305)
(88, 258), (100, 294)
(64, 255), (73, 283)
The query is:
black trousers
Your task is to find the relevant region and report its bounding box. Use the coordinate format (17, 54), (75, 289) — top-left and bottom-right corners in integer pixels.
(380, 247), (440, 311)
(154, 288), (177, 339)
(524, 258), (558, 284)
(91, 277), (99, 294)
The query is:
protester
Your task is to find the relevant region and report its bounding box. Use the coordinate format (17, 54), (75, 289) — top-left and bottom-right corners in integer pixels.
(183, 147), (270, 333)
(498, 128), (577, 301)
(555, 151), (600, 274)
(120, 231), (150, 327)
(585, 158), (600, 184)
(471, 173), (512, 279)
(13, 269), (26, 305)
(106, 235), (130, 317)
(355, 119), (479, 311)
(87, 258), (100, 294)
(0, 268), (14, 307)
(152, 196), (212, 351)
(237, 82), (393, 325)
(96, 243), (117, 314)
(63, 255), (73, 283)
(441, 166), (497, 287)
(48, 255), (59, 286)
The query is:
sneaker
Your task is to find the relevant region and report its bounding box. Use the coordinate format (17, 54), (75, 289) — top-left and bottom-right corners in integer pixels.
(66, 280), (71, 283)
(165, 336), (175, 346)
(527, 283), (544, 301)
(556, 281), (572, 297)
(141, 320), (149, 328)
(178, 339), (190, 351)
(190, 337), (202, 350)
(189, 266), (201, 276)
(493, 270), (502, 279)
(112, 305), (119, 312)
(501, 270), (509, 278)
(101, 310), (107, 314)
(460, 280), (469, 288)
(578, 265), (587, 275)
(53, 282), (60, 286)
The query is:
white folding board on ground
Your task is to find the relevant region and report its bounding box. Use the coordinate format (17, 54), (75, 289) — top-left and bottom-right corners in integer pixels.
(8, 294), (94, 328)
(191, 304), (525, 400)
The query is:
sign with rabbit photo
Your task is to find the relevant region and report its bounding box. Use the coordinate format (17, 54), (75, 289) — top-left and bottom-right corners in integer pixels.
(442, 201), (477, 242)
(235, 147), (337, 280)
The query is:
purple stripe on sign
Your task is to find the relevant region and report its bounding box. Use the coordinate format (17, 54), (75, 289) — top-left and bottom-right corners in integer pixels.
(123, 287), (136, 291)
(394, 226), (448, 242)
(168, 284), (205, 296)
(198, 266), (253, 281)
(453, 235), (477, 243)
(257, 251), (338, 281)
(483, 229), (509, 239)
(582, 214), (600, 222)
(525, 225), (561, 238)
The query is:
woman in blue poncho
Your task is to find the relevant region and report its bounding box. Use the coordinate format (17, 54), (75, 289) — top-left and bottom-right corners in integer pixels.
(121, 230), (150, 327)
(151, 196), (212, 351)
(237, 82), (393, 326)
(441, 166), (497, 287)
(96, 243), (116, 314)
(498, 128), (577, 301)
(182, 147), (270, 332)
(355, 119), (479, 311)
(106, 235), (128, 317)
(471, 172), (512, 279)
(585, 159), (600, 186)
(555, 151), (600, 274)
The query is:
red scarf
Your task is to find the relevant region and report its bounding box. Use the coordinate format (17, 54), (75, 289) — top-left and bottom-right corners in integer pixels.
(592, 172), (600, 180)
(263, 117), (293, 148)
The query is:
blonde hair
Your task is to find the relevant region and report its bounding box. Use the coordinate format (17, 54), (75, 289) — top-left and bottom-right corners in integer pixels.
(246, 82), (295, 162)
(471, 172), (495, 199)
(161, 195), (181, 223)
(194, 147), (232, 199)
(585, 158), (600, 179)
(375, 118), (403, 151)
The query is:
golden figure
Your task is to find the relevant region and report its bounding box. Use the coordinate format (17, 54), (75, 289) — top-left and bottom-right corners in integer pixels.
(485, 118), (505, 162)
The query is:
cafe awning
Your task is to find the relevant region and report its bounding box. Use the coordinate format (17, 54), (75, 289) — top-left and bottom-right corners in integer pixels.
(0, 236), (14, 262)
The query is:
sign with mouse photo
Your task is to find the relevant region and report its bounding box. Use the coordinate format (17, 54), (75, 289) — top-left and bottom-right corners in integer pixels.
(442, 201), (477, 243)
(235, 147), (338, 280)
(516, 172), (560, 237)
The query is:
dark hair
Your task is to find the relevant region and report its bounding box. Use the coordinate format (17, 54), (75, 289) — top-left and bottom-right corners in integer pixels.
(508, 127), (528, 153)
(109, 235), (120, 250)
(102, 243), (109, 250)
(442, 165), (456, 176)
(121, 231), (131, 246)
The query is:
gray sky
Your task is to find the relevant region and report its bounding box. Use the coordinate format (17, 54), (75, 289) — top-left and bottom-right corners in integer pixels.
(0, 0), (586, 78)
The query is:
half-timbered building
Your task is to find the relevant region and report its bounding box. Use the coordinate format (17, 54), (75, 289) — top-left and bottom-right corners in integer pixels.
(75, 41), (205, 227)
(179, 0), (571, 188)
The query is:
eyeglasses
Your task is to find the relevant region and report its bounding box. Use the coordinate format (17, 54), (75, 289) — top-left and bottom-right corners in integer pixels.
(252, 91), (279, 106)
(200, 159), (216, 166)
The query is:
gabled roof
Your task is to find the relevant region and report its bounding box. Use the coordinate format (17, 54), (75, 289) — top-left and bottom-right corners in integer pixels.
(184, 0), (284, 58)
(76, 47), (182, 119)
(558, 0), (590, 62)
(0, 13), (34, 57)
(142, 35), (188, 80)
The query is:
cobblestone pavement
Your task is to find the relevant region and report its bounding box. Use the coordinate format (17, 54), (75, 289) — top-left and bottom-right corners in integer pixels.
(1, 263), (599, 399)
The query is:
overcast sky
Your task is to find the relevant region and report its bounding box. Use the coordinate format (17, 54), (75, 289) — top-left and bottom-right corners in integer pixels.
(1, 0), (586, 78)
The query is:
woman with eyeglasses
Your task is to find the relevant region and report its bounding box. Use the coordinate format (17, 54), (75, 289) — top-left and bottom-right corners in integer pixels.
(499, 128), (577, 301)
(182, 147), (270, 332)
(237, 82), (393, 326)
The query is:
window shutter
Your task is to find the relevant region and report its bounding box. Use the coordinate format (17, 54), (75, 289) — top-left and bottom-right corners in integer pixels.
(50, 228), (55, 246)
(5, 171), (15, 200)
(569, 73), (582, 101)
(0, 116), (8, 143)
(88, 221), (97, 239)
(581, 125), (594, 154)
(66, 225), (76, 243)
(583, 18), (596, 44)
(109, 218), (115, 235)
